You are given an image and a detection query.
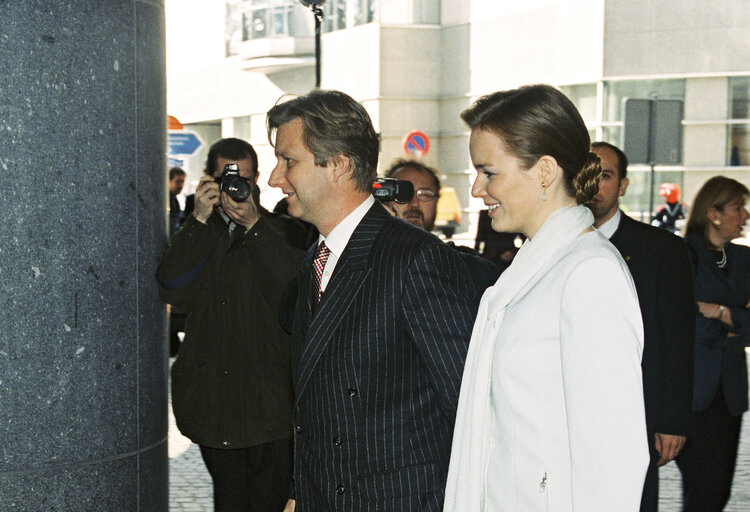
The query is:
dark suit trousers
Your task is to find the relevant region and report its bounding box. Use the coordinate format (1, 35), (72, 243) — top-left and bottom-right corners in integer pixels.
(199, 438), (293, 512)
(676, 387), (742, 511)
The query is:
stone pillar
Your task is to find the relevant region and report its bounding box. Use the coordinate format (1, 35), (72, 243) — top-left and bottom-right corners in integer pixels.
(0, 1), (169, 509)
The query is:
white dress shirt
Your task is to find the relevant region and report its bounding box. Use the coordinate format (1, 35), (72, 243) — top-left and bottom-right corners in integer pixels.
(316, 195), (375, 293)
(597, 208), (621, 240)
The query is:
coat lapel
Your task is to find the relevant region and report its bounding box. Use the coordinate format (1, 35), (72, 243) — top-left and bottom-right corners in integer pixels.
(609, 211), (633, 262)
(293, 203), (388, 403)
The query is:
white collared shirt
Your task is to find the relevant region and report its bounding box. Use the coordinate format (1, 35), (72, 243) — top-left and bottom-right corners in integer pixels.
(598, 208), (622, 240)
(317, 195), (375, 292)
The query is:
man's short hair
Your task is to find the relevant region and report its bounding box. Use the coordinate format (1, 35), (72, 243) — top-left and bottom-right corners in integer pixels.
(169, 166), (186, 181)
(591, 141), (628, 180)
(205, 138), (259, 177)
(384, 158), (441, 196)
(266, 89), (379, 193)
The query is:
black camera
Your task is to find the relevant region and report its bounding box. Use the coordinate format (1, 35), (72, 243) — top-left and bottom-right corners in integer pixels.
(217, 163), (252, 202)
(372, 178), (414, 204)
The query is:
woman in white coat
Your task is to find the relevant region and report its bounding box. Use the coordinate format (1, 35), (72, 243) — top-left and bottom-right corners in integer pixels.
(444, 85), (649, 511)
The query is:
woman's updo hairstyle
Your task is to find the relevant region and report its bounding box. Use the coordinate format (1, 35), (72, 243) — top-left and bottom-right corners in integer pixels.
(461, 84), (601, 205)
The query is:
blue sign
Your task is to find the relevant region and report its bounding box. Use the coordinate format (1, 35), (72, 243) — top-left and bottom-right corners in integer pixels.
(168, 131), (203, 156)
(168, 157), (185, 168)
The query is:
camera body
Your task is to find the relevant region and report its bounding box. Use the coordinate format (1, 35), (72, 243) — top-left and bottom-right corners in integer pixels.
(372, 178), (414, 204)
(217, 163), (252, 202)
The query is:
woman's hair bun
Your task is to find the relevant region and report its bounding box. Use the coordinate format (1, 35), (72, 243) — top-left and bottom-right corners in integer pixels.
(573, 152), (602, 205)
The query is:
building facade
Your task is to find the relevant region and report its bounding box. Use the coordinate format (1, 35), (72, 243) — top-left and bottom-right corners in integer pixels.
(167, 0), (750, 234)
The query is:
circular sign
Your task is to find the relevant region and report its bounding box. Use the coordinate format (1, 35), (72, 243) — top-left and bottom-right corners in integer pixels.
(402, 130), (430, 157)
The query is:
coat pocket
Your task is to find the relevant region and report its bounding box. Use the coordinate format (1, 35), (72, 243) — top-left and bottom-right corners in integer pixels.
(357, 461), (439, 502)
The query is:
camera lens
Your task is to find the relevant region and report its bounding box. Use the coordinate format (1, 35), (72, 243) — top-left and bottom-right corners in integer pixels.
(225, 178), (251, 202)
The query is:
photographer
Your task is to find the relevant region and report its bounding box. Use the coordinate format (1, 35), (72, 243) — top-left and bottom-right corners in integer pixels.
(158, 138), (310, 512)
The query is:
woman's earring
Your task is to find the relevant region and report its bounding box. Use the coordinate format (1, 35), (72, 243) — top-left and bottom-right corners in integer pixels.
(541, 181), (548, 201)
(713, 219), (721, 227)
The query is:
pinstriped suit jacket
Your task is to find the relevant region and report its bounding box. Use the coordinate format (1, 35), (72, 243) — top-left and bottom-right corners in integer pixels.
(291, 202), (490, 512)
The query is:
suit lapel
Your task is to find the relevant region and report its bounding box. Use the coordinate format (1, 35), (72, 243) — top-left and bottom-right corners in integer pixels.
(610, 211), (634, 263)
(294, 203), (387, 403)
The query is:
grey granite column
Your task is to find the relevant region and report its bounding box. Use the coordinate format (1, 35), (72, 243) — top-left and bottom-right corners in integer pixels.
(0, 1), (169, 510)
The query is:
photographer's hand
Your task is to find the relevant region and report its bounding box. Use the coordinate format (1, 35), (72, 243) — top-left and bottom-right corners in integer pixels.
(193, 175), (220, 224)
(383, 201), (404, 220)
(221, 190), (260, 230)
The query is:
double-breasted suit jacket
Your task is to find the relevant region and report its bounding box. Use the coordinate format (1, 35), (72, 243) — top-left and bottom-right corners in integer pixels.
(290, 202), (490, 512)
(609, 212), (695, 441)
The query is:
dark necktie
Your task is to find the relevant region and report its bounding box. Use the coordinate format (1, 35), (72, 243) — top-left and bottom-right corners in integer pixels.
(312, 241), (331, 303)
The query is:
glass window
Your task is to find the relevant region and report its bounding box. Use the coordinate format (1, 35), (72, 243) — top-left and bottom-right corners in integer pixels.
(560, 84), (598, 137)
(728, 76), (750, 166)
(323, 0), (347, 33)
(730, 76), (750, 119)
(227, 0), (296, 47)
(225, 0), (245, 56)
(353, 0), (376, 26)
(412, 0), (440, 24)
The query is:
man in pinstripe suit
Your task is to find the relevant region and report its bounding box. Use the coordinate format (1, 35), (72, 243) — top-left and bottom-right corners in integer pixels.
(267, 89), (490, 512)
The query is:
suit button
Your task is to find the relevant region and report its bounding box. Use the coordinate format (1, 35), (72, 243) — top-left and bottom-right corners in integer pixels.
(336, 485), (345, 495)
(347, 387), (358, 397)
(333, 436), (342, 446)
(295, 425), (303, 433)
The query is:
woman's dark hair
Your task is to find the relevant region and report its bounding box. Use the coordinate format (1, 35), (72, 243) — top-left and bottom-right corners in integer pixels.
(461, 84), (600, 205)
(685, 176), (749, 243)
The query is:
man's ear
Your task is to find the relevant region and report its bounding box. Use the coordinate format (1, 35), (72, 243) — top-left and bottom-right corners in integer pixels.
(330, 154), (351, 184)
(619, 177), (630, 197)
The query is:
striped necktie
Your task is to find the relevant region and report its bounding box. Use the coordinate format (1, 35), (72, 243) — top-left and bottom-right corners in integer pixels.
(312, 241), (330, 303)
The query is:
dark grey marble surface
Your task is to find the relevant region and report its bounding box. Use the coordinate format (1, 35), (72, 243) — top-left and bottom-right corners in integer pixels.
(0, 1), (168, 509)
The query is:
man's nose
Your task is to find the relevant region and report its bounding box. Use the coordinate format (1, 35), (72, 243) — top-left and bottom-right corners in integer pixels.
(408, 192), (420, 207)
(268, 164), (282, 188)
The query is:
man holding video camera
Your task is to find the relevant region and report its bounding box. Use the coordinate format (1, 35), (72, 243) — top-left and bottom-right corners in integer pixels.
(158, 138), (310, 512)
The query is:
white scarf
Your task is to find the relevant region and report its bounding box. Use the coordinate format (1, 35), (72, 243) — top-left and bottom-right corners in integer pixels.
(443, 205), (594, 511)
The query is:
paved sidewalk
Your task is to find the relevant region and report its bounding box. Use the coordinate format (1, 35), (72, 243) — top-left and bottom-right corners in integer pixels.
(168, 369), (750, 511)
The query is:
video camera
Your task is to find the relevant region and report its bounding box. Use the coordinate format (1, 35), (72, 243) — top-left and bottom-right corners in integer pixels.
(372, 178), (414, 204)
(216, 163), (252, 202)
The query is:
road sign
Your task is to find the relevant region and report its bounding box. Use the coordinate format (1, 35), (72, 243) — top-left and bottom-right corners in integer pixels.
(168, 131), (203, 156)
(402, 130), (430, 157)
(621, 97), (684, 219)
(622, 98), (683, 165)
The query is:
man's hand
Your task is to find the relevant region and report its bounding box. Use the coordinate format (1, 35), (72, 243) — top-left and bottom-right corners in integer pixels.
(221, 189), (260, 229)
(193, 175), (220, 224)
(654, 432), (686, 466)
(382, 201), (403, 219)
(282, 499), (296, 512)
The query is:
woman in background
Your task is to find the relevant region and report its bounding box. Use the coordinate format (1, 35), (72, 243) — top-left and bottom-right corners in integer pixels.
(677, 176), (750, 511)
(444, 84), (649, 511)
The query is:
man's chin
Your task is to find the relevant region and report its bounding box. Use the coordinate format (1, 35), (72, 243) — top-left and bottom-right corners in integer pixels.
(404, 217), (425, 229)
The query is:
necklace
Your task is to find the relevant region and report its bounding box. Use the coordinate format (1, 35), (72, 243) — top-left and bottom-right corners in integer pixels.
(717, 247), (727, 269)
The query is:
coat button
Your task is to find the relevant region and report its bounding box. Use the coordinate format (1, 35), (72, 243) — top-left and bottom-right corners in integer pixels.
(347, 387), (358, 397)
(295, 425), (303, 433)
(336, 485), (345, 495)
(333, 436), (342, 446)
(222, 441), (230, 447)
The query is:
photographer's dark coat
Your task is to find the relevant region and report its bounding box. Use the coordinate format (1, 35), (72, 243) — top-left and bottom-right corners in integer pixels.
(158, 208), (309, 449)
(289, 203), (492, 512)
